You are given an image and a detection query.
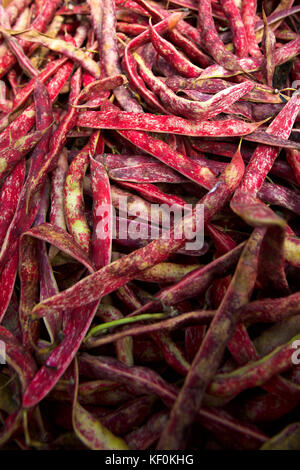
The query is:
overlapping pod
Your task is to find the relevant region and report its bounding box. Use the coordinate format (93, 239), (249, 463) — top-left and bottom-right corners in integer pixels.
(0, 0), (298, 451)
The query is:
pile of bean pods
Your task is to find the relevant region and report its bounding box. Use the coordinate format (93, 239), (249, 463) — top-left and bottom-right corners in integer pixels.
(0, 0), (300, 451)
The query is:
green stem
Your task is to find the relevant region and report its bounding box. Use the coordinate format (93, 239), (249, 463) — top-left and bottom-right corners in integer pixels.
(85, 312), (167, 340)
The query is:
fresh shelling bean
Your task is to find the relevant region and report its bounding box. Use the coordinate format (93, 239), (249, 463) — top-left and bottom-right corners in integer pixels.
(0, 0), (298, 452)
